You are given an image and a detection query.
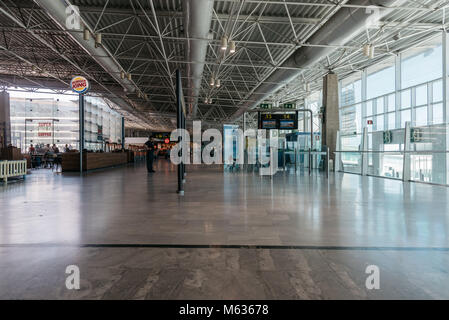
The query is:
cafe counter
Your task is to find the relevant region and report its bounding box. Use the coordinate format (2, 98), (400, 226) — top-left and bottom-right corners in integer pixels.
(62, 152), (128, 172)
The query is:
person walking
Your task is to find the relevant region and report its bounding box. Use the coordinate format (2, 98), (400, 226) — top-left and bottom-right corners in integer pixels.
(145, 136), (156, 173)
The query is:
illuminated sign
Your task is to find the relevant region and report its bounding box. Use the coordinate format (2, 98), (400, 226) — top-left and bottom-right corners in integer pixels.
(259, 113), (298, 130)
(278, 113), (297, 130)
(260, 103), (273, 109)
(70, 76), (90, 94)
(283, 103), (296, 109)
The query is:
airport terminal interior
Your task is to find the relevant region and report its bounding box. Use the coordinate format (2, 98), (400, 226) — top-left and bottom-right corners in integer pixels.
(1, 0), (449, 300)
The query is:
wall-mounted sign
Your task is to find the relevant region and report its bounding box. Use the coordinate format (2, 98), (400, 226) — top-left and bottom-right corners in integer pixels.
(71, 76), (90, 94)
(97, 125), (103, 141)
(367, 120), (373, 125)
(38, 122), (52, 137)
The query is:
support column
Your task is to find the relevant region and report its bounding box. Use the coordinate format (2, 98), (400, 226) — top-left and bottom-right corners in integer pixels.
(442, 31), (449, 185)
(79, 94), (85, 173)
(322, 72), (340, 165)
(0, 91), (11, 149)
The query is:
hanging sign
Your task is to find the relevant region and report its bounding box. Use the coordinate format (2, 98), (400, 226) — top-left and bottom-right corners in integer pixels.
(71, 76), (90, 94)
(283, 102), (296, 109)
(259, 113), (298, 130)
(260, 103), (273, 109)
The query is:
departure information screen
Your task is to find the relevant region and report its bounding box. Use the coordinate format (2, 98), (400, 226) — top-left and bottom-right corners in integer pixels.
(259, 113), (298, 130)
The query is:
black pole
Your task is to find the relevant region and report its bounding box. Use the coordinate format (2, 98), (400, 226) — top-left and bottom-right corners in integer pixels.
(121, 117), (125, 150)
(176, 70), (184, 195)
(182, 109), (186, 182)
(79, 94), (85, 173)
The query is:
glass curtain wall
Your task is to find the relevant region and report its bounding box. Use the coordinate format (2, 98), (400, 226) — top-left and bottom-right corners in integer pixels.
(338, 34), (448, 185)
(9, 91), (123, 152)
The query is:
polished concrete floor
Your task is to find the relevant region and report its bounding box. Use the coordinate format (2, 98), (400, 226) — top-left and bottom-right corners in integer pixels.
(1, 160), (449, 299)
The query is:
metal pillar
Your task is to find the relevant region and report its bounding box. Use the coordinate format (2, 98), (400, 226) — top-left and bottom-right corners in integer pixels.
(442, 31), (449, 185)
(176, 69), (184, 195)
(361, 127), (369, 176)
(79, 94), (85, 173)
(403, 121), (411, 182)
(121, 117), (125, 150)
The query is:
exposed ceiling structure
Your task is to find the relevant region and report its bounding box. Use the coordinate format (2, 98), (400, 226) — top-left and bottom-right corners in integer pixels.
(0, 0), (448, 131)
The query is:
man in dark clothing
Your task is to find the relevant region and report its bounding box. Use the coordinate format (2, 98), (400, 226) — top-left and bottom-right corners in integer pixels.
(145, 136), (156, 173)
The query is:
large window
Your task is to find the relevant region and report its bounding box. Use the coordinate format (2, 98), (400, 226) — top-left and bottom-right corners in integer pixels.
(367, 57), (396, 99)
(401, 37), (442, 89)
(338, 33), (447, 185)
(305, 90), (322, 133)
(341, 73), (362, 107)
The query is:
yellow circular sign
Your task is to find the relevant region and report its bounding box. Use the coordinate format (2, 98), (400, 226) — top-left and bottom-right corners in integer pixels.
(71, 76), (90, 94)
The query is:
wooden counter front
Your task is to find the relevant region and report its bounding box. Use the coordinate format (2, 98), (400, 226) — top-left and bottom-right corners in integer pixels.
(62, 153), (128, 172)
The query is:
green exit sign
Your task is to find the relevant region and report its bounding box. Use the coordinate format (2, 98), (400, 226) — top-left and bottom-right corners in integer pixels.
(260, 103), (273, 109)
(283, 103), (296, 109)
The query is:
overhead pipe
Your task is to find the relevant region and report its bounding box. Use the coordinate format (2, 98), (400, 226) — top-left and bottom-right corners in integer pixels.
(231, 0), (405, 120)
(184, 0), (214, 118)
(33, 0), (136, 94)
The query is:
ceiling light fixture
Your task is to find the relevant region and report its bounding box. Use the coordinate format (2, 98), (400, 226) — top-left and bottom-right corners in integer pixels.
(221, 36), (228, 51)
(215, 79), (221, 88)
(83, 27), (90, 41)
(304, 83), (310, 92)
(95, 33), (102, 47)
(229, 40), (236, 54)
(369, 45), (375, 59)
(363, 44), (375, 59)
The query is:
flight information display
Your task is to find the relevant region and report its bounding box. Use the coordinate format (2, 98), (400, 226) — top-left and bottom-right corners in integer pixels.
(260, 114), (278, 129)
(259, 113), (298, 130)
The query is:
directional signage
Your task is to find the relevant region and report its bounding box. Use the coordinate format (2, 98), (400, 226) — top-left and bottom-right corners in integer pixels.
(411, 128), (424, 143)
(283, 102), (296, 109)
(260, 103), (273, 109)
(383, 131), (393, 144)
